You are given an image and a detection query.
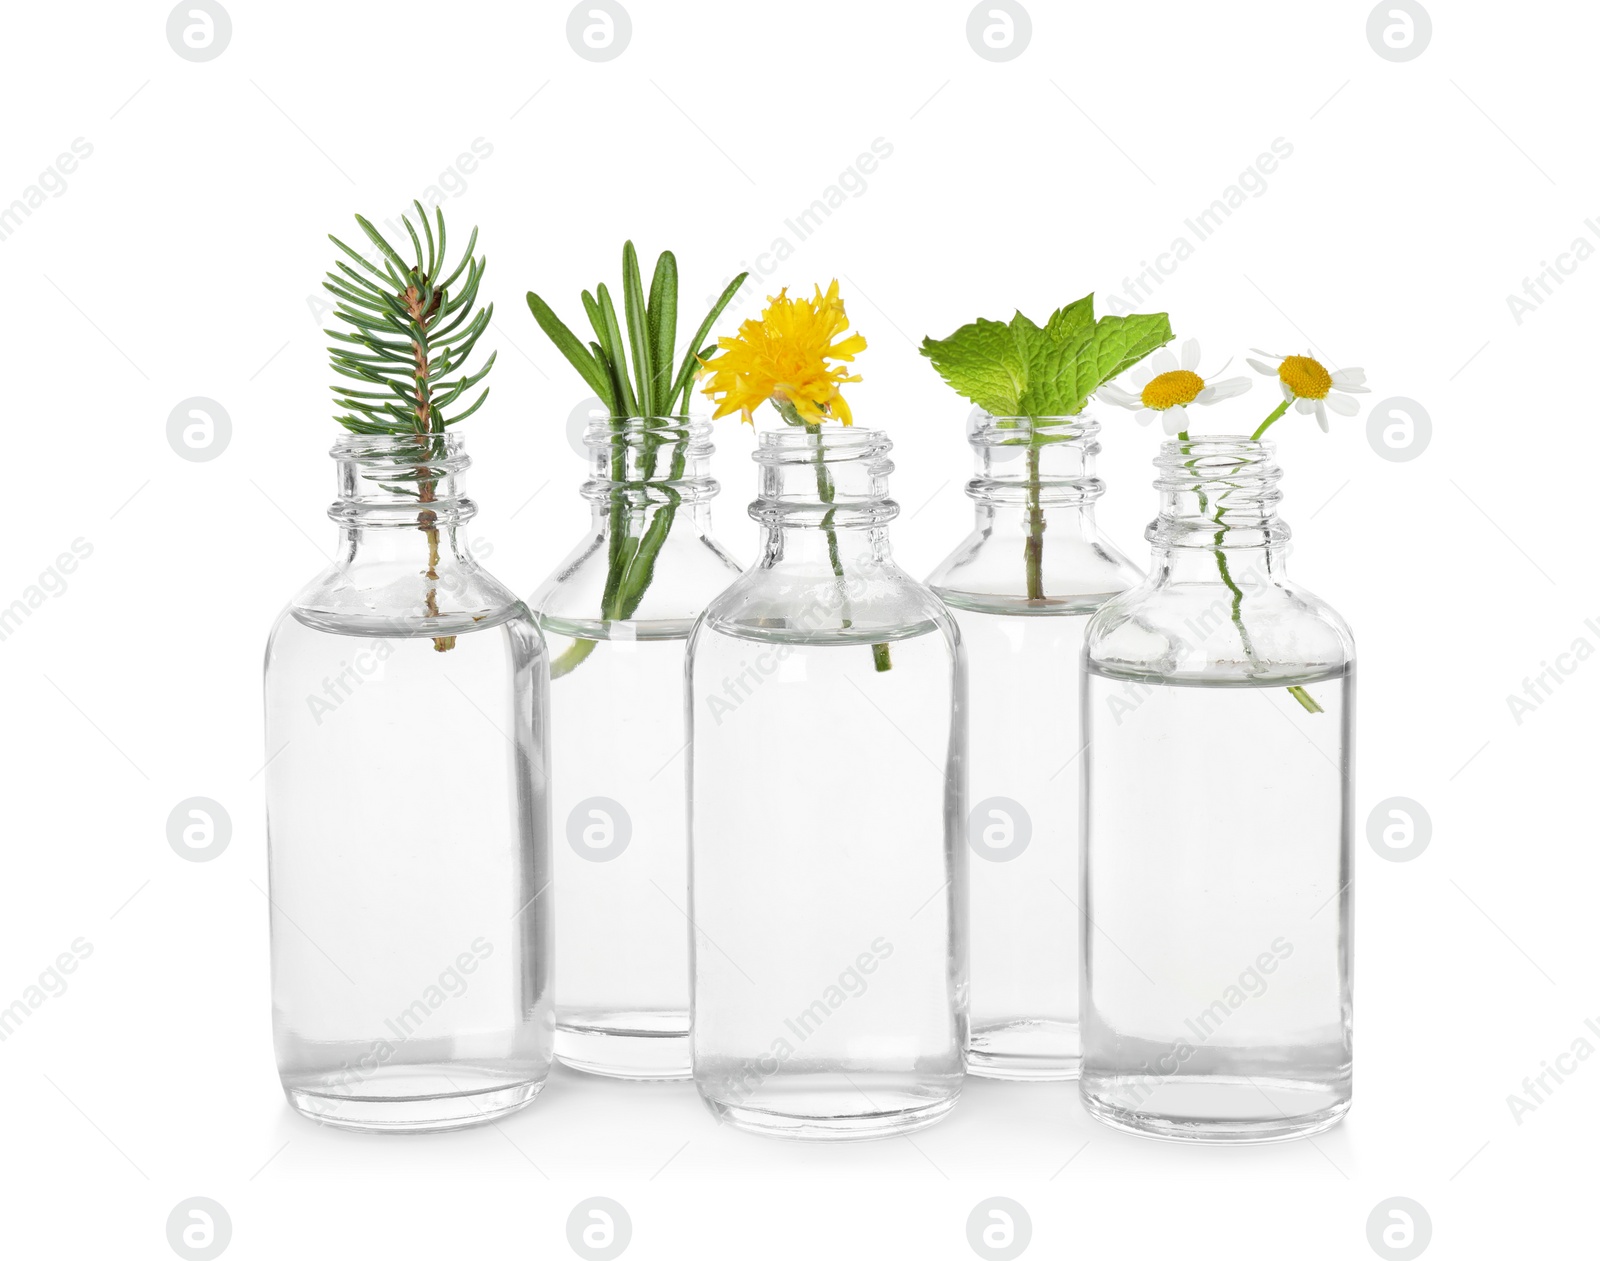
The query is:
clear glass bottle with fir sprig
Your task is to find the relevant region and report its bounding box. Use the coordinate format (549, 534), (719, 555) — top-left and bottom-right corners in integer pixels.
(526, 246), (746, 1079)
(264, 207), (551, 1131)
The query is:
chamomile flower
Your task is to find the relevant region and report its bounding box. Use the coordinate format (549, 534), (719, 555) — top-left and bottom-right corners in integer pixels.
(1246, 349), (1369, 432)
(1096, 339), (1253, 435)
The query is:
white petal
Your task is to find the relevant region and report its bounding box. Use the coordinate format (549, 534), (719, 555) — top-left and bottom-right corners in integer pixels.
(1246, 358), (1278, 376)
(1324, 391), (1360, 416)
(1127, 363), (1155, 387)
(1281, 381), (1296, 403)
(1097, 384), (1140, 409)
(1314, 400), (1329, 432)
(1332, 380), (1371, 394)
(1134, 409), (1157, 426)
(1249, 348), (1284, 362)
(1330, 367), (1366, 388)
(1196, 377), (1252, 404)
(1294, 397), (1316, 414)
(1150, 348), (1179, 375)
(1164, 405), (1190, 435)
(1180, 339), (1201, 372)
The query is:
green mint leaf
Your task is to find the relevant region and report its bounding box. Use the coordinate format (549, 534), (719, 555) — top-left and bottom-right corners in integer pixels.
(923, 295), (1172, 418)
(1043, 294), (1095, 343)
(919, 317), (1029, 416)
(1015, 324), (1094, 415)
(1018, 312), (1174, 415)
(1085, 312), (1176, 386)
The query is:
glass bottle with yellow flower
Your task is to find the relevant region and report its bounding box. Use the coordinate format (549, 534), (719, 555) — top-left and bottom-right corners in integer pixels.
(687, 282), (968, 1139)
(917, 296), (1174, 1082)
(523, 244), (747, 1080)
(1079, 346), (1363, 1142)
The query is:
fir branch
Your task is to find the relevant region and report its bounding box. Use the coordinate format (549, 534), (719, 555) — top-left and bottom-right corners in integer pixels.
(325, 201), (495, 437)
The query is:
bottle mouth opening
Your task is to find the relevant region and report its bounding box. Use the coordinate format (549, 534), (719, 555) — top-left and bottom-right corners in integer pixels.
(1154, 436), (1277, 486)
(1158, 434), (1271, 457)
(970, 414), (1100, 455)
(754, 426), (890, 464)
(971, 413), (1098, 438)
(331, 430), (470, 472)
(582, 415), (713, 448)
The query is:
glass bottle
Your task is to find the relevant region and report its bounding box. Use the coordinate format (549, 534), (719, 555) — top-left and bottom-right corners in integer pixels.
(532, 415), (743, 1080)
(1080, 437), (1354, 1141)
(264, 432), (551, 1132)
(687, 426), (968, 1139)
(926, 414), (1141, 1081)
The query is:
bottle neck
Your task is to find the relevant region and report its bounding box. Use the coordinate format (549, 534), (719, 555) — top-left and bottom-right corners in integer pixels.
(582, 416), (718, 526)
(749, 426), (897, 565)
(1146, 438), (1292, 583)
(329, 431), (476, 562)
(967, 413), (1105, 536)
(306, 431), (516, 638)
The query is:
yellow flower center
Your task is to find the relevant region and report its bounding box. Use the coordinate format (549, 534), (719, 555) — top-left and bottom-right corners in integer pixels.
(1141, 369), (1205, 410)
(1278, 354), (1332, 400)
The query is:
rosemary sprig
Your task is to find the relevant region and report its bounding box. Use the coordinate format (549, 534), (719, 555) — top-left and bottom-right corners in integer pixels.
(527, 244), (746, 420)
(527, 244), (745, 676)
(325, 202), (495, 652)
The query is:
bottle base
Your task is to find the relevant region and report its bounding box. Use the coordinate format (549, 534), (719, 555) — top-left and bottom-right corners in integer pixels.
(700, 1081), (961, 1142)
(554, 1012), (692, 1081)
(1080, 1073), (1351, 1143)
(968, 1019), (1080, 1081)
(283, 1068), (545, 1133)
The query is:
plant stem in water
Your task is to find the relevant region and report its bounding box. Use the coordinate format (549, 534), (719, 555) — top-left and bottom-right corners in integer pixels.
(549, 416), (689, 679)
(1024, 438), (1045, 602)
(1208, 496), (1322, 714)
(806, 422), (891, 672)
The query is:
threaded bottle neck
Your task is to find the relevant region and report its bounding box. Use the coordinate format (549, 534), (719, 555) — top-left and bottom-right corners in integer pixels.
(581, 415), (718, 507)
(329, 432), (476, 530)
(966, 414), (1105, 507)
(751, 427), (899, 530)
(1149, 438), (1290, 551)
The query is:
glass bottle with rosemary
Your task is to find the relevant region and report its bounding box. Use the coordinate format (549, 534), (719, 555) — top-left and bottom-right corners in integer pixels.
(525, 245), (746, 1080)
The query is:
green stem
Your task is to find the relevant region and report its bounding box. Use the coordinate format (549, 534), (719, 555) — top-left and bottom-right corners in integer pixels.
(804, 421), (891, 672)
(549, 415), (687, 679)
(1206, 490), (1323, 715)
(1024, 436), (1045, 602)
(1251, 399), (1291, 441)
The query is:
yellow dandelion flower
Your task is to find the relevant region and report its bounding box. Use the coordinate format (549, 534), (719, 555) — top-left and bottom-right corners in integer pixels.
(699, 279), (866, 426)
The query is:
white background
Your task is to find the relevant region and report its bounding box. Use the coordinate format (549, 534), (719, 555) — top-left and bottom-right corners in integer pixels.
(2, 0), (1594, 1257)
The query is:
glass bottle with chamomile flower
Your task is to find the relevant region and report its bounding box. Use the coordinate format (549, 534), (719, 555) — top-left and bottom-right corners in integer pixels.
(919, 296), (1192, 1082)
(1079, 346), (1366, 1142)
(687, 282), (968, 1139)
(524, 245), (747, 1081)
(263, 206), (551, 1131)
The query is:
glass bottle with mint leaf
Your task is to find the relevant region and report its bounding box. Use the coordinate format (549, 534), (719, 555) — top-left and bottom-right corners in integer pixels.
(264, 204), (551, 1131)
(919, 294), (1167, 1081)
(525, 244), (746, 1080)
